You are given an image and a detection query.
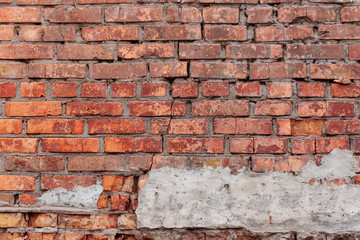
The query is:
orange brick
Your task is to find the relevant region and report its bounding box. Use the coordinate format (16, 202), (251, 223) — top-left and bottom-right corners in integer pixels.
(81, 83), (107, 98)
(27, 118), (84, 134)
(42, 138), (99, 153)
(230, 138), (254, 153)
(172, 83), (198, 98)
(0, 26), (14, 40)
(82, 26), (139, 41)
(0, 82), (16, 98)
(111, 83), (136, 98)
(5, 101), (61, 117)
(58, 214), (118, 229)
(66, 101), (122, 116)
(167, 138), (223, 153)
(5, 156), (64, 171)
(88, 119), (145, 134)
(0, 175), (36, 191)
(103, 175), (134, 192)
(0, 8), (40, 23)
(68, 156), (126, 171)
(104, 137), (162, 153)
(41, 175), (97, 190)
(193, 100), (249, 116)
(254, 138), (286, 153)
(105, 6), (162, 22)
(28, 213), (57, 228)
(0, 138), (38, 153)
(44, 8), (101, 23)
(150, 62), (187, 78)
(0, 213), (26, 228)
(267, 82), (293, 98)
(19, 26), (76, 42)
(129, 101), (171, 116)
(52, 82), (77, 98)
(118, 43), (175, 59)
(58, 45), (114, 60)
(169, 119), (208, 135)
(21, 82), (46, 98)
(0, 45), (53, 59)
(29, 63), (86, 79)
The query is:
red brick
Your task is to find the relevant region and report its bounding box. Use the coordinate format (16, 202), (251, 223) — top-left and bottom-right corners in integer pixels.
(27, 233), (56, 240)
(152, 156), (187, 169)
(172, 102), (186, 116)
(167, 138), (223, 153)
(129, 101), (171, 116)
(82, 26), (139, 41)
(353, 139), (360, 153)
(291, 139), (315, 154)
(19, 26), (76, 42)
(28, 213), (57, 228)
(44, 8), (101, 23)
(111, 83), (136, 98)
(298, 83), (325, 97)
(250, 62), (306, 79)
(260, 0), (297, 3)
(150, 62), (187, 78)
(52, 82), (77, 98)
(0, 175), (36, 190)
(278, 120), (323, 136)
(203, 7), (239, 23)
(27, 118), (84, 134)
(287, 44), (343, 59)
(0, 26), (14, 40)
(193, 100), (249, 116)
(17, 0), (73, 4)
(0, 8), (40, 23)
(252, 156), (294, 172)
(57, 233), (87, 240)
(167, 6), (179, 22)
(142, 83), (167, 97)
(58, 214), (118, 229)
(69, 156), (126, 171)
(276, 119), (291, 136)
(42, 138), (99, 153)
(325, 120), (347, 135)
(58, 45), (113, 60)
(319, 25), (360, 40)
(88, 119), (145, 134)
(312, 64), (360, 81)
(19, 193), (40, 207)
(191, 62), (247, 79)
(316, 138), (349, 153)
(226, 44), (282, 59)
(118, 43), (175, 59)
(202, 81), (229, 97)
(79, 0), (132, 3)
(105, 6), (162, 22)
(66, 101), (122, 116)
(229, 138), (253, 153)
(144, 25), (201, 40)
(102, 175), (134, 192)
(349, 46), (360, 60)
(5, 156), (64, 171)
(20, 82), (45, 98)
(0, 82), (16, 98)
(0, 63), (25, 79)
(179, 43), (221, 59)
(204, 25), (247, 41)
(0, 194), (13, 206)
(278, 6), (336, 22)
(298, 102), (355, 117)
(0, 213), (26, 228)
(254, 138), (286, 154)
(235, 82), (261, 97)
(151, 118), (170, 134)
(202, 0), (256, 2)
(130, 156), (152, 171)
(246, 7), (273, 23)
(169, 119), (207, 135)
(81, 83), (107, 98)
(0, 45), (53, 59)
(254, 101), (291, 116)
(111, 194), (131, 210)
(213, 118), (236, 134)
(267, 82), (293, 98)
(97, 195), (107, 209)
(41, 175), (96, 190)
(172, 82), (198, 98)
(341, 6), (360, 22)
(256, 26), (313, 42)
(236, 119), (272, 135)
(104, 137), (162, 153)
(5, 101), (61, 117)
(90, 63), (146, 79)
(29, 63), (86, 79)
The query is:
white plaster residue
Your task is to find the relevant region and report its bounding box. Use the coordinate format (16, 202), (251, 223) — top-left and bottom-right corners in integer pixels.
(136, 149), (360, 233)
(39, 185), (103, 209)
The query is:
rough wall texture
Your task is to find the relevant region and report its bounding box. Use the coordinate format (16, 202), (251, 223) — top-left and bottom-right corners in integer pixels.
(0, 0), (360, 239)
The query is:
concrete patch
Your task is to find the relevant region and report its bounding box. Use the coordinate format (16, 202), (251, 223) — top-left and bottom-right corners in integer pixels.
(137, 149), (360, 233)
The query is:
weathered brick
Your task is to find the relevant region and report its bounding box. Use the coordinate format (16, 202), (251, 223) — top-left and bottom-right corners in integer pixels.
(179, 43), (221, 59)
(42, 138), (99, 153)
(105, 137), (162, 153)
(250, 62), (306, 79)
(169, 119), (208, 135)
(111, 194), (131, 210)
(172, 82), (198, 98)
(5, 156), (64, 171)
(69, 156), (126, 171)
(130, 156), (153, 171)
(254, 101), (291, 116)
(78, 0), (132, 3)
(41, 175), (97, 190)
(202, 81), (229, 96)
(88, 119), (145, 134)
(267, 82), (292, 98)
(97, 195), (108, 209)
(227, 44), (282, 59)
(17, 0), (73, 4)
(151, 118), (170, 134)
(144, 25), (201, 40)
(230, 138), (254, 153)
(236, 119), (272, 135)
(150, 62), (187, 78)
(316, 138), (349, 153)
(57, 233), (87, 240)
(5, 101), (61, 117)
(152, 156), (187, 169)
(190, 156), (248, 170)
(0, 194), (13, 206)
(0, 63), (25, 79)
(193, 100), (249, 116)
(202, 0), (257, 3)
(19, 193), (40, 207)
(172, 102), (186, 116)
(28, 233), (56, 239)
(142, 83), (167, 97)
(66, 101), (122, 116)
(82, 26), (139, 41)
(254, 138), (287, 153)
(349, 46), (360, 60)
(103, 175), (134, 192)
(311, 64), (360, 81)
(298, 83), (325, 97)
(44, 8), (101, 23)
(0, 26), (14, 40)
(341, 6), (360, 22)
(0, 82), (16, 98)
(81, 83), (107, 98)
(119, 214), (136, 230)
(319, 25), (360, 40)
(277, 120), (323, 136)
(29, 63), (86, 79)
(278, 7), (336, 22)
(118, 43), (175, 59)
(235, 82), (261, 97)
(52, 82), (77, 98)
(90, 63), (146, 79)
(28, 213), (57, 228)
(168, 138), (223, 153)
(0, 213), (26, 227)
(21, 82), (46, 98)
(203, 7), (239, 23)
(191, 62), (247, 79)
(27, 118), (84, 134)
(213, 118), (236, 134)
(252, 156), (292, 172)
(129, 101), (171, 116)
(0, 175), (36, 190)
(111, 83), (136, 98)
(246, 7), (273, 23)
(204, 25), (247, 41)
(0, 8), (40, 23)
(332, 83), (360, 98)
(105, 7), (162, 22)
(167, 6), (180, 22)
(287, 44), (343, 59)
(298, 102), (355, 117)
(58, 45), (114, 60)
(256, 26), (313, 42)
(0, 45), (53, 59)
(19, 26), (76, 42)
(58, 214), (118, 229)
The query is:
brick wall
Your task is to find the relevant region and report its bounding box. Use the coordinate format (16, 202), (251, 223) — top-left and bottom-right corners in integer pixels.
(0, 0), (359, 239)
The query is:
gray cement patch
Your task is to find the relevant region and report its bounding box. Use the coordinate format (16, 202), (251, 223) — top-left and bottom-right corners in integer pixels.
(137, 149), (360, 233)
